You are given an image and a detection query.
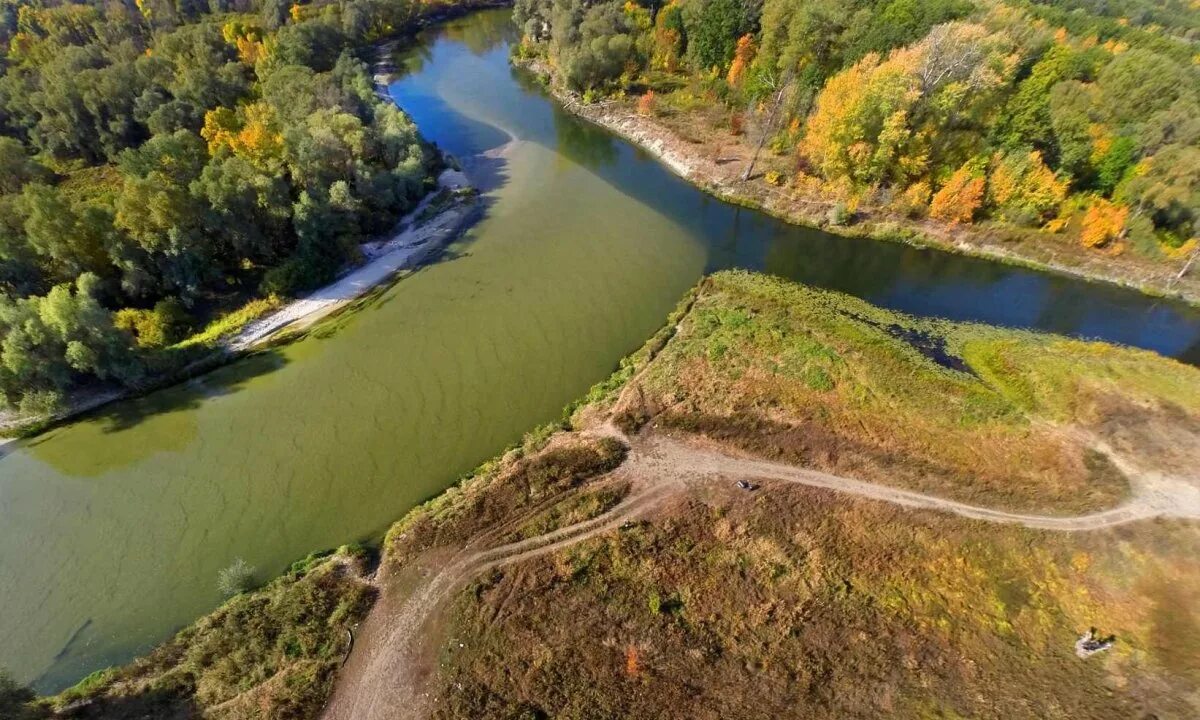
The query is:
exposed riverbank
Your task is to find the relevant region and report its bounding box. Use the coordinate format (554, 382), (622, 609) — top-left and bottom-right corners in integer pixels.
(231, 170), (476, 350)
(515, 58), (1200, 308)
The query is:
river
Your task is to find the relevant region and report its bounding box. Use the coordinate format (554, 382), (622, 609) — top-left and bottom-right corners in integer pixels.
(3, 8), (1199, 693)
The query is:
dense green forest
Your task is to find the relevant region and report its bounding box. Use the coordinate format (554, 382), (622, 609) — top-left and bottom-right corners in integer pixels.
(0, 0), (466, 414)
(514, 0), (1200, 267)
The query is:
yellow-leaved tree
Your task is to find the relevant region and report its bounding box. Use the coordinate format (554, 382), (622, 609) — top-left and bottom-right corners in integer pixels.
(987, 150), (1068, 224)
(200, 103), (284, 172)
(802, 23), (1014, 193)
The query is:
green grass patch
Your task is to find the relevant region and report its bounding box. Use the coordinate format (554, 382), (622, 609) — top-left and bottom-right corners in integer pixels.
(632, 271), (1200, 513)
(172, 295), (284, 350)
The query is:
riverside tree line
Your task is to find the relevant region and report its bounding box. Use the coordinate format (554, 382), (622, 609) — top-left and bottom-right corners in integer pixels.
(0, 0), (475, 414)
(514, 0), (1200, 266)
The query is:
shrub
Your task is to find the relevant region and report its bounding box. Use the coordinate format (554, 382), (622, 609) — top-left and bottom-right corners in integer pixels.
(637, 90), (657, 116)
(895, 181), (931, 218)
(114, 299), (191, 349)
(1080, 197), (1129, 248)
(217, 558), (257, 597)
(260, 251), (335, 297)
(828, 202), (853, 226)
(0, 670), (41, 720)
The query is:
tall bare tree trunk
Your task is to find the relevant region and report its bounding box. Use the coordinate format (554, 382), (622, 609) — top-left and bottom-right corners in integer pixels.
(1171, 243), (1199, 288)
(741, 74), (792, 182)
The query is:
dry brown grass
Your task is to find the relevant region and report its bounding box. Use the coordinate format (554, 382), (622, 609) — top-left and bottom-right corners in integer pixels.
(384, 435), (629, 570)
(431, 483), (1200, 719)
(406, 273), (1200, 720)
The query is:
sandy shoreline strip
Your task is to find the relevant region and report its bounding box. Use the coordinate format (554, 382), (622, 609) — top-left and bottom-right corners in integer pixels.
(231, 169), (474, 350)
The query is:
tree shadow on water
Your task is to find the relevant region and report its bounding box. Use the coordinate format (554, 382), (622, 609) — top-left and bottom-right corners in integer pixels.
(321, 151), (506, 324)
(20, 349), (289, 477)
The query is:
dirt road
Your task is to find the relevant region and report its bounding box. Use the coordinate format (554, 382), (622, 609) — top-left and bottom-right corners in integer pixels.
(322, 423), (1199, 720)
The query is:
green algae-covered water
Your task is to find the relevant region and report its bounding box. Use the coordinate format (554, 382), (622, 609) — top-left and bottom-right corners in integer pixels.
(4, 9), (1199, 692)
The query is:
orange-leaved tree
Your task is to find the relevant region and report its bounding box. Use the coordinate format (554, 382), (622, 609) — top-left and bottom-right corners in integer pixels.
(1080, 197), (1128, 248)
(930, 163), (985, 223)
(726, 34), (756, 87)
(637, 90), (656, 116)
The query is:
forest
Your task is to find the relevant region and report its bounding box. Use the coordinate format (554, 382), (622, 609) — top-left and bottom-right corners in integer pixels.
(513, 0), (1200, 274)
(0, 0), (467, 414)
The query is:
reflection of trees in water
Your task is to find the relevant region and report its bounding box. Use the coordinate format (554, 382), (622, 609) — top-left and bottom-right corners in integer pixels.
(756, 222), (921, 298)
(755, 222), (1200, 358)
(552, 107), (618, 169)
(25, 350), (287, 477)
(1180, 334), (1200, 366)
(391, 44), (434, 81)
(441, 8), (518, 55)
(389, 9), (515, 81)
(510, 61), (547, 96)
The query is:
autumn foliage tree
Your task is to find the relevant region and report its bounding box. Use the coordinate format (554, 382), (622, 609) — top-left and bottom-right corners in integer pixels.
(726, 34), (755, 87)
(929, 163), (985, 223)
(801, 50), (922, 188)
(651, 0), (685, 72)
(986, 149), (1068, 225)
(1080, 198), (1128, 248)
(802, 23), (1012, 192)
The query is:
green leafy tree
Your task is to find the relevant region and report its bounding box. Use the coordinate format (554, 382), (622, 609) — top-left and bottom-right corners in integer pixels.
(0, 137), (47, 194)
(1048, 79), (1100, 186)
(115, 130), (212, 298)
(261, 0), (290, 31)
(195, 154), (292, 263)
(683, 0), (747, 72)
(1097, 49), (1195, 128)
(1095, 135), (1137, 195)
(0, 273), (142, 411)
(995, 44), (1086, 158)
(1120, 144), (1200, 239)
(20, 183), (113, 283)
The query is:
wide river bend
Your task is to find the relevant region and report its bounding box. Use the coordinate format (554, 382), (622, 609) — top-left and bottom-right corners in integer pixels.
(3, 9), (1199, 691)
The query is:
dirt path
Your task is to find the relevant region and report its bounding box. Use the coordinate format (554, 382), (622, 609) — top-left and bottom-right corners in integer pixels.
(322, 423), (1199, 720)
(322, 465), (677, 720)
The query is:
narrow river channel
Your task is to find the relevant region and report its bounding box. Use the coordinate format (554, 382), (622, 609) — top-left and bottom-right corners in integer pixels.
(3, 8), (1199, 692)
